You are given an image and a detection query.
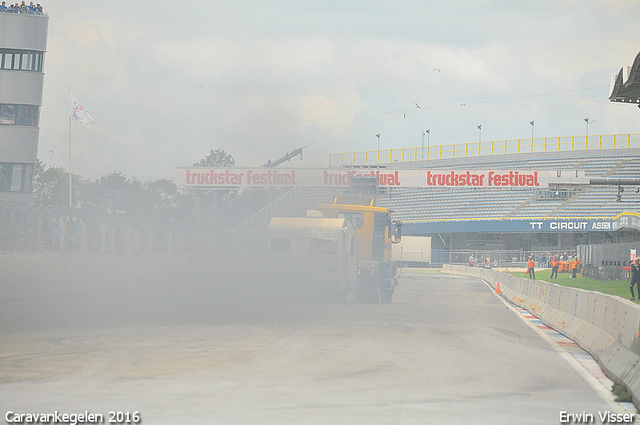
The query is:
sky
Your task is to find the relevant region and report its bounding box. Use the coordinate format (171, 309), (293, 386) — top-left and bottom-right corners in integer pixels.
(37, 0), (640, 183)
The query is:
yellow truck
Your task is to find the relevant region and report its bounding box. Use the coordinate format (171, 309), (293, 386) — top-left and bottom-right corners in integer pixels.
(315, 197), (402, 303)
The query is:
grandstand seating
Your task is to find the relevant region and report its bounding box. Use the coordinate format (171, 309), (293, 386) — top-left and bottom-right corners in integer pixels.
(375, 148), (640, 222)
(232, 187), (339, 232)
(227, 148), (639, 235)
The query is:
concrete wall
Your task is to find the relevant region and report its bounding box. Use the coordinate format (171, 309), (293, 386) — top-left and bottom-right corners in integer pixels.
(442, 264), (640, 406)
(0, 13), (48, 50)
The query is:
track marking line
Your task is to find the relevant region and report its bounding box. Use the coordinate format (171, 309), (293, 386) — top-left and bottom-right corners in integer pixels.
(484, 280), (635, 414)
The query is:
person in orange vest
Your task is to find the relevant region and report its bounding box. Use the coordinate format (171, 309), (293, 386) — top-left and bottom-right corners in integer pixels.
(549, 257), (560, 279)
(570, 256), (582, 278)
(527, 256), (536, 279)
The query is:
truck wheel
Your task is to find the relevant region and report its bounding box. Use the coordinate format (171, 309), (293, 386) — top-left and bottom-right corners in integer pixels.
(380, 288), (392, 303)
(337, 290), (348, 304)
(368, 284), (380, 303)
(356, 284), (367, 303)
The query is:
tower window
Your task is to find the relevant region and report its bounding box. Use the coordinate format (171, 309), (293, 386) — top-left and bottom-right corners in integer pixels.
(0, 163), (34, 193)
(0, 49), (43, 72)
(0, 104), (39, 126)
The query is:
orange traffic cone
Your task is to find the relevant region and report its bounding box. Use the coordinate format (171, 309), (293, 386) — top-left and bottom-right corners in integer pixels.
(495, 282), (501, 294)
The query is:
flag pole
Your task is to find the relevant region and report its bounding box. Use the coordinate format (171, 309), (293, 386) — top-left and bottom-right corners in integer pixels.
(68, 89), (95, 209)
(69, 116), (72, 209)
(69, 87), (72, 209)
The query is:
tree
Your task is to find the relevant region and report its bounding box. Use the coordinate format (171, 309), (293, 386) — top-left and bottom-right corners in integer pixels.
(80, 172), (147, 217)
(192, 148), (235, 168)
(78, 172), (193, 221)
(32, 149), (238, 222)
(189, 149), (238, 223)
(32, 159), (82, 208)
(32, 162), (193, 222)
(145, 178), (193, 220)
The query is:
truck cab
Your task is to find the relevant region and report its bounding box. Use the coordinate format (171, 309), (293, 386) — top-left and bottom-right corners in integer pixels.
(315, 197), (402, 303)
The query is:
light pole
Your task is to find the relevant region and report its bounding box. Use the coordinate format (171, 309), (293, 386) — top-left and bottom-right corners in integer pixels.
(376, 133), (380, 152)
(584, 117), (594, 139)
(421, 129), (430, 159)
(477, 125), (482, 142)
(530, 120), (535, 139)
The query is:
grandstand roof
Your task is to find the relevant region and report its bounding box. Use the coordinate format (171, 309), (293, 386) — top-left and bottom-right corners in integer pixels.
(609, 50), (640, 104)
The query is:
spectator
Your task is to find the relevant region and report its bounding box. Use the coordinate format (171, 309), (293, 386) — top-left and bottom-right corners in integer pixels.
(468, 254), (474, 267)
(484, 256), (491, 269)
(2, 1), (42, 13)
(527, 256), (536, 279)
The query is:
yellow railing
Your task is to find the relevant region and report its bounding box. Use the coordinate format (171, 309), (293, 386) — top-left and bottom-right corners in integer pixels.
(327, 133), (640, 166)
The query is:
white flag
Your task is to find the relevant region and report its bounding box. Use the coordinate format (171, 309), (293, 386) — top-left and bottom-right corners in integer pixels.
(70, 90), (95, 129)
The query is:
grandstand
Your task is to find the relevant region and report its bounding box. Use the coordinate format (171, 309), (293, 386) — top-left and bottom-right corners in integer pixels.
(358, 146), (639, 262)
(376, 147), (640, 222)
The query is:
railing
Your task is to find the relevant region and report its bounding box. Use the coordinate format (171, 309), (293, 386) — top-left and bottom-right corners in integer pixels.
(328, 133), (640, 166)
(232, 186), (300, 232)
(0, 9), (46, 16)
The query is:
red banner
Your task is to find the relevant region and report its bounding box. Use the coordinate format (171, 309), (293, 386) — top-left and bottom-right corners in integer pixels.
(177, 168), (550, 189)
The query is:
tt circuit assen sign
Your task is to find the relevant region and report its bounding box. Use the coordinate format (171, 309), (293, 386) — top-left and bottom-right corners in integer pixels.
(402, 213), (640, 235)
(177, 168), (549, 189)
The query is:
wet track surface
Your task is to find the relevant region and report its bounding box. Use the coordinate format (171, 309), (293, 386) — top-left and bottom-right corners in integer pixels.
(0, 269), (627, 424)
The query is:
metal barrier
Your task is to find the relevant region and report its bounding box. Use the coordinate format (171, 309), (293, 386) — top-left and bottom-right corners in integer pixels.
(328, 133), (640, 166)
(577, 241), (640, 267)
(0, 201), (186, 254)
(437, 249), (574, 268)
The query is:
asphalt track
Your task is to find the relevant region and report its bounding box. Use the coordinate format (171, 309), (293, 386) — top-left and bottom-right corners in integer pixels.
(0, 269), (630, 424)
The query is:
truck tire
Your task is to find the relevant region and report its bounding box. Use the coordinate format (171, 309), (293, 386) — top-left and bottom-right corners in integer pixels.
(356, 283), (367, 303)
(368, 283), (380, 303)
(337, 290), (348, 304)
(380, 287), (392, 303)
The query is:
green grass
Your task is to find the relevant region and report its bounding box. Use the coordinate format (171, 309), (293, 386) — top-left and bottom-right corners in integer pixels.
(612, 382), (634, 403)
(504, 268), (636, 302)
